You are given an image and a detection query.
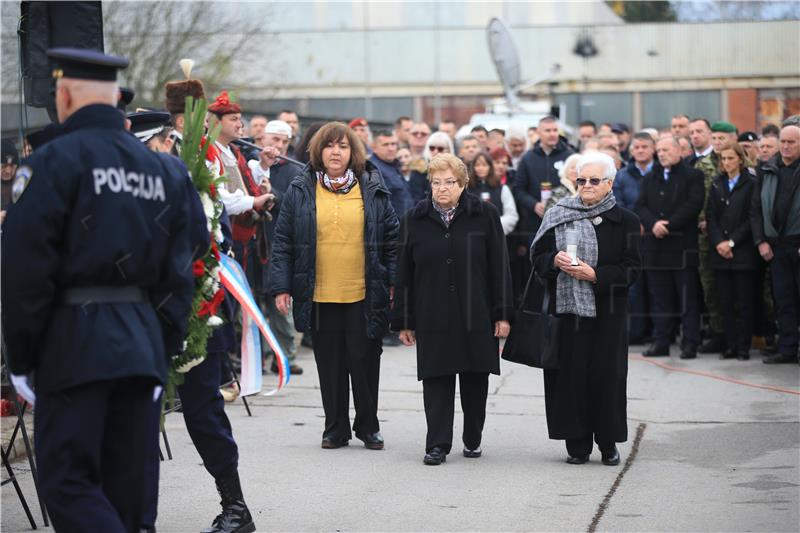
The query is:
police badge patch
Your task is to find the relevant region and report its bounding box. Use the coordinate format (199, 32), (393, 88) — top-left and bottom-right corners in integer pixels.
(12, 165), (32, 203)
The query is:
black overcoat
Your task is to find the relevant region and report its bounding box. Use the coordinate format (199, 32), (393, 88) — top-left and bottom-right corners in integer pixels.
(531, 205), (641, 442)
(392, 191), (514, 380)
(705, 172), (758, 270)
(634, 160), (704, 269)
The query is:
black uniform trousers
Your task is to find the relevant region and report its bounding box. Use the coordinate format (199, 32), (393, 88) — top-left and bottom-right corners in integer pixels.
(771, 245), (800, 357)
(142, 351), (239, 529)
(566, 435), (616, 457)
(34, 377), (155, 533)
(178, 351), (239, 478)
(647, 267), (701, 350)
(311, 301), (382, 441)
(422, 372), (489, 454)
(714, 270), (756, 353)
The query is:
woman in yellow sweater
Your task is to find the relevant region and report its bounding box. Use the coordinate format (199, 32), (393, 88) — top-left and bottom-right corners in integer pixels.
(269, 122), (400, 450)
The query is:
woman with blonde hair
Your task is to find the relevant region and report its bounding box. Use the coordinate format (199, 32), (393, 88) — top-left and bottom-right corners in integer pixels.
(407, 131), (455, 203)
(393, 153), (513, 465)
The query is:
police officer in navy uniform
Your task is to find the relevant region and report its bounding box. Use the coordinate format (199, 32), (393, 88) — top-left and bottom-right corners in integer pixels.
(129, 110), (256, 533)
(1, 48), (197, 532)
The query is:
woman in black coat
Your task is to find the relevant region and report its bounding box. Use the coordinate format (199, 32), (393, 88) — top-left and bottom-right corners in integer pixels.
(706, 142), (758, 360)
(531, 152), (641, 466)
(269, 122), (399, 450)
(392, 153), (513, 466)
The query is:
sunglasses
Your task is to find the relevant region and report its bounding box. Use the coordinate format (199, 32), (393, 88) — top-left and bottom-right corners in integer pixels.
(576, 177), (609, 187)
(429, 145), (446, 152)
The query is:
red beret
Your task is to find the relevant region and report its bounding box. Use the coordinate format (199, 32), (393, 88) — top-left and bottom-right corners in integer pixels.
(208, 90), (241, 116)
(349, 117), (368, 128)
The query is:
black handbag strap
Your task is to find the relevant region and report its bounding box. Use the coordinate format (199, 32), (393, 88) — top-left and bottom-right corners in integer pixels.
(518, 267), (551, 315)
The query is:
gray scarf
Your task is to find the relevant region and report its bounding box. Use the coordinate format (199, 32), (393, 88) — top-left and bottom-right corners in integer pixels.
(530, 192), (616, 317)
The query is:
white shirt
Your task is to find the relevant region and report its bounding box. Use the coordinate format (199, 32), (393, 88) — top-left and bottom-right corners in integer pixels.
(500, 185), (519, 235)
(694, 145), (713, 158)
(213, 141), (254, 215)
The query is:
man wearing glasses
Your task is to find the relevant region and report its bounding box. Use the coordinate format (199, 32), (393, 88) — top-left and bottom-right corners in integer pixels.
(409, 122), (431, 158)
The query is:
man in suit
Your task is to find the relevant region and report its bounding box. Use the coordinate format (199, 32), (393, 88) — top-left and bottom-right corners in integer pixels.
(635, 135), (705, 359)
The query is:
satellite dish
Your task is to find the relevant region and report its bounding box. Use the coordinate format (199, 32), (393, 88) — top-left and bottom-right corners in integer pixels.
(486, 18), (521, 110)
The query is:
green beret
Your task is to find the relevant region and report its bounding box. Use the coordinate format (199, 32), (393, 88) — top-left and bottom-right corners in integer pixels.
(710, 121), (737, 133)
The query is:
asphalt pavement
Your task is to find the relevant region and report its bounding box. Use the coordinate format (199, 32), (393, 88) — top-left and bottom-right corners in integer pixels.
(2, 342), (798, 532)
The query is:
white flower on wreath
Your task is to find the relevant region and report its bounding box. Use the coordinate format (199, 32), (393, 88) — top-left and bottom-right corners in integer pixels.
(207, 315), (223, 327)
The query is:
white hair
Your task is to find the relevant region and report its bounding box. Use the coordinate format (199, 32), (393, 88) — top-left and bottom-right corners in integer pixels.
(558, 153), (583, 180)
(576, 151), (617, 181)
(423, 131), (455, 162)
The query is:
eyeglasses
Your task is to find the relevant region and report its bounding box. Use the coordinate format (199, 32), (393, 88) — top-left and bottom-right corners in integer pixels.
(576, 177), (610, 187)
(411, 131), (429, 137)
(431, 180), (458, 189)
(429, 146), (446, 152)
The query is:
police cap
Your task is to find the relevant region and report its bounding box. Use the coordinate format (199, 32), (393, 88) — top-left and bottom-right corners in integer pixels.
(127, 111), (171, 143)
(47, 47), (129, 81)
(1, 139), (18, 166)
(737, 131), (758, 143)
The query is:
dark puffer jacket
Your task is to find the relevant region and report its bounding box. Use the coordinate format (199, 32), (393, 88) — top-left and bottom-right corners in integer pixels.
(267, 162), (400, 339)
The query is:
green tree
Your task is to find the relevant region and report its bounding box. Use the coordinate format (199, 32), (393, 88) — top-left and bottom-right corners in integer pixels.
(607, 1), (677, 22)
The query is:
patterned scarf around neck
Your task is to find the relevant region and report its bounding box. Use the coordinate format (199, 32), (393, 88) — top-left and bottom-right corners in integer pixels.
(432, 200), (458, 227)
(317, 168), (357, 194)
(530, 192), (616, 317)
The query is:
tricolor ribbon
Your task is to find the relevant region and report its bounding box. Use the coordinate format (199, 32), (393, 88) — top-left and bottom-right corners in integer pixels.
(218, 254), (290, 395)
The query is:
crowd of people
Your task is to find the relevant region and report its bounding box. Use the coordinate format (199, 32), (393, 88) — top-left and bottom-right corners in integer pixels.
(1, 44), (799, 533)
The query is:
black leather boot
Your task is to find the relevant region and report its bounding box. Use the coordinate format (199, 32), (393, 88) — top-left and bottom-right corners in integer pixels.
(201, 472), (256, 533)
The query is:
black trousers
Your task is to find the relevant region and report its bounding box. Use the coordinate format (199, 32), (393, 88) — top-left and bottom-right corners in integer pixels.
(714, 269), (755, 353)
(566, 434), (616, 457)
(771, 245), (800, 356)
(648, 267), (701, 349)
(34, 377), (155, 533)
(422, 373), (489, 454)
(142, 351), (240, 528)
(311, 301), (382, 441)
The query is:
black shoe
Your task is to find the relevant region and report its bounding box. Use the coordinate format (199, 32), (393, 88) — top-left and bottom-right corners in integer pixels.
(201, 473), (255, 533)
(763, 353), (797, 364)
(643, 344), (669, 357)
(321, 437), (349, 449)
(382, 333), (402, 347)
(601, 447), (620, 466)
(698, 335), (726, 354)
(719, 349), (736, 360)
(463, 446), (482, 458)
(737, 352), (750, 361)
(356, 432), (384, 450)
(423, 447), (447, 465)
(271, 361), (304, 375)
(566, 454), (589, 465)
(679, 348), (697, 359)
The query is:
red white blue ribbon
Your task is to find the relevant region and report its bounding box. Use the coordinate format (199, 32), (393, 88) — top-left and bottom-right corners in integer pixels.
(218, 254), (290, 395)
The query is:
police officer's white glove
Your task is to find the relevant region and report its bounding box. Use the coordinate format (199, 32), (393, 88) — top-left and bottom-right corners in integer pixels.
(153, 385), (163, 402)
(10, 373), (35, 406)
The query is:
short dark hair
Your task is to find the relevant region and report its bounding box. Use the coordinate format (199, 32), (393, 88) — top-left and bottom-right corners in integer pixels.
(372, 129), (395, 140)
(539, 115), (558, 125)
(471, 125), (488, 134)
(394, 116), (412, 127)
(672, 113), (690, 121)
(632, 132), (655, 143)
(439, 118), (455, 125)
(278, 110), (296, 117)
(578, 120), (597, 129)
(762, 124), (780, 137)
(488, 128), (505, 137)
(690, 117), (711, 129)
(308, 122), (367, 177)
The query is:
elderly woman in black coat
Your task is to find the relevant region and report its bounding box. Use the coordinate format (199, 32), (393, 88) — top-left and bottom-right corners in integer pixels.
(393, 153), (513, 466)
(706, 142), (758, 361)
(530, 152), (641, 466)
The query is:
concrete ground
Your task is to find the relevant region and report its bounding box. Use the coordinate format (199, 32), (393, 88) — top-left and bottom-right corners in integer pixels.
(2, 343), (798, 532)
